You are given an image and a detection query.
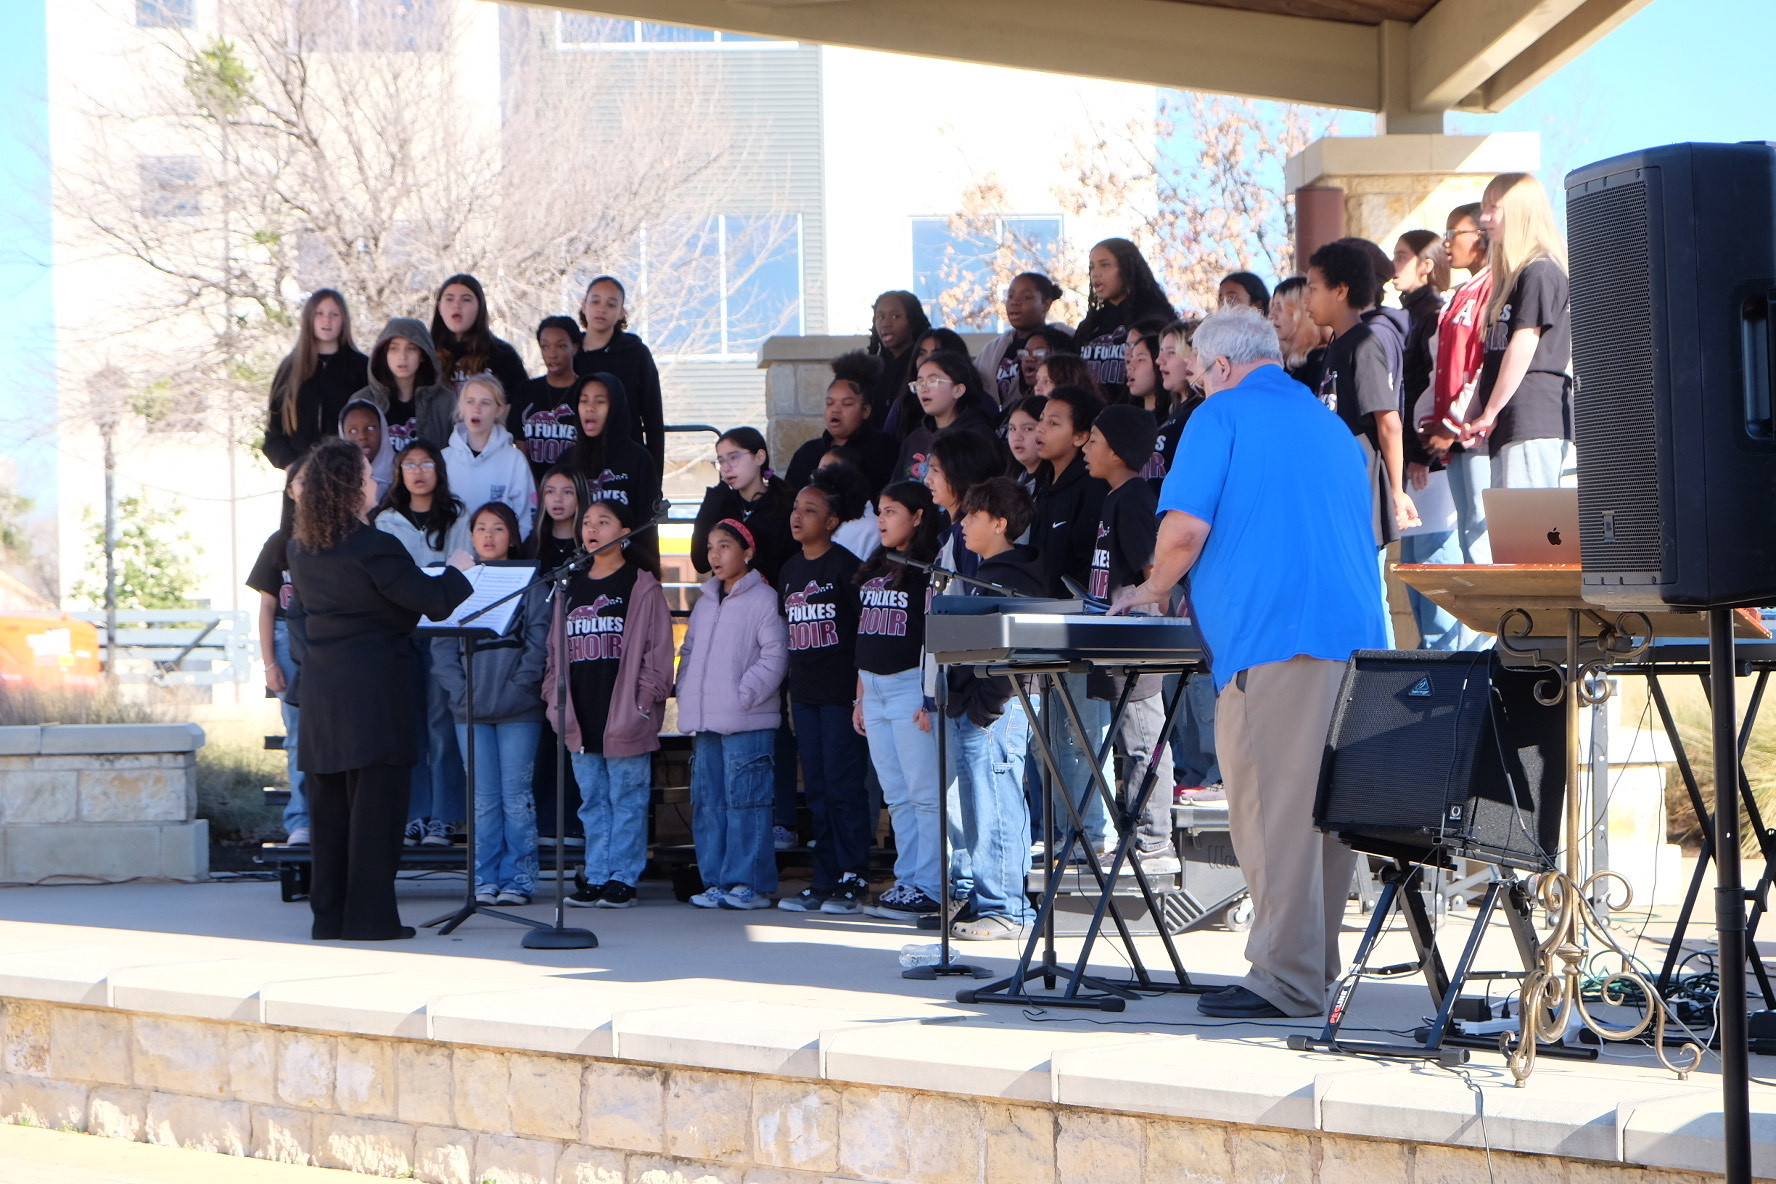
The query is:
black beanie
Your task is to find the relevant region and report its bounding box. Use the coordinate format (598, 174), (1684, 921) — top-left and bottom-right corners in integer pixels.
(1093, 404), (1159, 472)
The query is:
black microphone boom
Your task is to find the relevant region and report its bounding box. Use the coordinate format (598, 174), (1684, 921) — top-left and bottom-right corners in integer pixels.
(884, 552), (1021, 597)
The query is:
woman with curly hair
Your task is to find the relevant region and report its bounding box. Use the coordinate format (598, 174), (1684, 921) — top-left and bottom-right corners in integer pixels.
(289, 439), (475, 941)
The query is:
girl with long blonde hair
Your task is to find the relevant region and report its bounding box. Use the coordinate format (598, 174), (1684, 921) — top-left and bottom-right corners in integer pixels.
(1461, 173), (1575, 488)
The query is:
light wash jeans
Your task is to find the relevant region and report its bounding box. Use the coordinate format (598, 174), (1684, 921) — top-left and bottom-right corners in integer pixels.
(1492, 438), (1577, 489)
(409, 646), (466, 825)
(272, 620), (307, 833)
(1445, 446), (1492, 564)
(1167, 671), (1220, 788)
(457, 721), (542, 896)
(1051, 673), (1113, 850)
(691, 729), (778, 894)
(862, 668), (940, 900)
(1399, 530), (1478, 651)
(570, 751), (654, 888)
(946, 699), (1034, 924)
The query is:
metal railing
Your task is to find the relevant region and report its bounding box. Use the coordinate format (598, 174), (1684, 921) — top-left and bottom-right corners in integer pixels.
(66, 610), (254, 686)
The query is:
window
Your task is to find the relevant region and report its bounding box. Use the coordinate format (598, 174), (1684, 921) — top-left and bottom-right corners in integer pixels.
(139, 156), (202, 219)
(556, 14), (791, 50)
(912, 215), (1063, 330)
(292, 0), (443, 52)
(137, 0), (194, 27)
(627, 214), (803, 359)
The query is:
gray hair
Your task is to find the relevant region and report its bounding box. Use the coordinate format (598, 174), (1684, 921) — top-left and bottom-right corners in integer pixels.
(1191, 305), (1282, 367)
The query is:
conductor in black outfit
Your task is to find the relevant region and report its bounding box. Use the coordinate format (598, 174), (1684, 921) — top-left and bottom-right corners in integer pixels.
(288, 439), (475, 940)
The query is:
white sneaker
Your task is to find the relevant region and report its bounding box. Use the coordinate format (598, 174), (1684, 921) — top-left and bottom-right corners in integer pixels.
(421, 818), (451, 847)
(285, 826), (311, 846)
(493, 892), (531, 906)
(719, 885), (773, 911)
(688, 887), (724, 909)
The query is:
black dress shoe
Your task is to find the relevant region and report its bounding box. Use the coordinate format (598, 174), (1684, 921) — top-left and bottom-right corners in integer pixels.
(1197, 985), (1289, 1018)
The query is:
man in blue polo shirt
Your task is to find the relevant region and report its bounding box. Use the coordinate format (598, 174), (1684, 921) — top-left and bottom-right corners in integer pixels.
(1112, 306), (1385, 1019)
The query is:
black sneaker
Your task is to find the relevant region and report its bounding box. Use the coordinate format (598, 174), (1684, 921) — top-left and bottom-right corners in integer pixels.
(775, 887), (829, 913)
(566, 876), (603, 908)
(593, 879), (637, 909)
(820, 873), (868, 915)
(865, 886), (941, 923)
(916, 898), (979, 930)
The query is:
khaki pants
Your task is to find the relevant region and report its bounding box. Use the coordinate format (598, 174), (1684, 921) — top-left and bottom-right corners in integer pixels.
(1216, 656), (1355, 1016)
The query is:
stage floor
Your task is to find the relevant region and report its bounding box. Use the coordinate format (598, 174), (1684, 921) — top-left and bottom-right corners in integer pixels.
(0, 870), (1772, 1179)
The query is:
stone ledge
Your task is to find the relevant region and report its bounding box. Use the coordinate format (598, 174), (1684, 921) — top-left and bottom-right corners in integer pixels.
(35, 724), (206, 757)
(0, 821), (209, 883)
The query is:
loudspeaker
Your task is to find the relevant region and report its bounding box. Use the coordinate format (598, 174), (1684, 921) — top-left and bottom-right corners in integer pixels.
(1566, 141), (1776, 608)
(1313, 651), (1565, 872)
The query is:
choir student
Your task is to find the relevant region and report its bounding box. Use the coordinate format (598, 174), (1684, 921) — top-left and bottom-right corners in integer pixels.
(442, 374), (536, 541)
(572, 276), (666, 474)
(264, 288), (369, 469)
(431, 273), (530, 397)
(353, 317), (454, 453)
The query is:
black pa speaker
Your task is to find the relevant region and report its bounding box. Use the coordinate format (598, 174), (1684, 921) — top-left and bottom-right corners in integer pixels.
(1566, 141), (1776, 608)
(1313, 651), (1565, 872)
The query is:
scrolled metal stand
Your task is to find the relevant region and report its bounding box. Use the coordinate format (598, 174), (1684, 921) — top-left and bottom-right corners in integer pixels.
(1493, 607), (1702, 1085)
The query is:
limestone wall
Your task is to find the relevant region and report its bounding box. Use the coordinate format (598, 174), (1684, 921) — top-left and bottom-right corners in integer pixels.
(0, 724), (207, 883)
(0, 997), (1732, 1184)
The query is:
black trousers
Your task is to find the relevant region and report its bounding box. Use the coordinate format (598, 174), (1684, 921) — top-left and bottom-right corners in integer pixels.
(308, 764), (412, 940)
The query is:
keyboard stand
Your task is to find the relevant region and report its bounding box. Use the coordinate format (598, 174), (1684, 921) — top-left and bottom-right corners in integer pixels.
(959, 659), (1210, 1012)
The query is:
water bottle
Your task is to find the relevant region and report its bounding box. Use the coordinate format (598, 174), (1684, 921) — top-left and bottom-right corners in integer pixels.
(898, 943), (943, 969)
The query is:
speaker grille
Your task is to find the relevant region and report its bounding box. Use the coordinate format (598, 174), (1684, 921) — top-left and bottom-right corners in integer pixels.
(1570, 179), (1663, 574)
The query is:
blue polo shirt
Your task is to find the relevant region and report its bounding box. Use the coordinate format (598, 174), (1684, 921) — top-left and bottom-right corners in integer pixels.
(1158, 363), (1385, 691)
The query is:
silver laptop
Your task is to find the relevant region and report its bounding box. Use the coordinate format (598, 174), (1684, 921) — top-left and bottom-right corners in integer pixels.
(1484, 488), (1580, 564)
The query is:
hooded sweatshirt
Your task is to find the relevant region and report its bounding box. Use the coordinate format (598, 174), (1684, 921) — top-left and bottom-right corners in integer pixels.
(337, 397), (394, 501)
(945, 543), (1047, 728)
(431, 581), (548, 724)
(443, 420), (536, 541)
(542, 565), (673, 758)
(1031, 452), (1110, 599)
(352, 318), (456, 452)
(895, 401), (999, 485)
(572, 331), (666, 475)
(675, 568), (788, 735)
(567, 370), (661, 516)
(263, 345), (370, 470)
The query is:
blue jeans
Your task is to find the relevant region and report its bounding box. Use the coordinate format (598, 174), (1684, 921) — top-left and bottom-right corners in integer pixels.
(862, 669), (940, 899)
(946, 699), (1033, 924)
(457, 721), (542, 896)
(570, 751), (653, 887)
(1051, 673), (1112, 849)
(1399, 530), (1477, 651)
(791, 701), (870, 893)
(272, 620), (307, 832)
(1445, 447), (1492, 564)
(409, 646), (466, 825)
(1492, 438), (1577, 490)
(1167, 671), (1220, 787)
(691, 729), (777, 893)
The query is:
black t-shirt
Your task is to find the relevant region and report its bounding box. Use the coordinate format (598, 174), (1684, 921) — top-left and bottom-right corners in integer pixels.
(565, 563), (639, 753)
(1143, 395), (1203, 486)
(1086, 479), (1157, 607)
(1317, 321), (1399, 446)
(385, 395), (418, 454)
(511, 376), (581, 479)
(533, 530), (575, 572)
(779, 545), (862, 706)
(855, 567), (928, 676)
(1076, 301), (1133, 392)
(246, 531), (294, 621)
(1476, 257), (1572, 450)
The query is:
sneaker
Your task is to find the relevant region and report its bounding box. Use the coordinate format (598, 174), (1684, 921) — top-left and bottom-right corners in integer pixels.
(820, 873), (867, 915)
(494, 891), (531, 906)
(1178, 782), (1227, 803)
(776, 887), (828, 912)
(1136, 851), (1183, 875)
(719, 885), (773, 911)
(772, 825), (796, 851)
(403, 819), (424, 847)
(688, 886), (725, 909)
(285, 826), (311, 846)
(593, 880), (637, 908)
(421, 818), (451, 847)
(865, 885), (941, 923)
(475, 889), (498, 905)
(566, 878), (604, 908)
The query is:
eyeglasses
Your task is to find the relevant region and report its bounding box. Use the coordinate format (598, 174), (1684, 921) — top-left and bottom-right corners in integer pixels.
(1015, 349), (1052, 362)
(908, 377), (955, 393)
(1443, 229), (1481, 242)
(400, 461), (436, 472)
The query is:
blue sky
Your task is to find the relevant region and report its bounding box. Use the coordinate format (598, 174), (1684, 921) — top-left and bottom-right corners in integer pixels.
(0, 0), (51, 509)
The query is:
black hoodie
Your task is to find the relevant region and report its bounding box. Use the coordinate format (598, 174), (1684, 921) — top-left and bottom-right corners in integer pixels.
(263, 346), (371, 470)
(567, 370), (662, 517)
(1073, 293), (1174, 402)
(945, 544), (1047, 727)
(784, 421), (898, 497)
(573, 331), (666, 476)
(894, 401), (999, 485)
(433, 329), (529, 406)
(1030, 453), (1109, 599)
(690, 479), (796, 588)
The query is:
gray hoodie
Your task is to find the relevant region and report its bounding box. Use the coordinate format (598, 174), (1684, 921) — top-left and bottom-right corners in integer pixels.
(353, 318), (457, 450)
(337, 397), (394, 500)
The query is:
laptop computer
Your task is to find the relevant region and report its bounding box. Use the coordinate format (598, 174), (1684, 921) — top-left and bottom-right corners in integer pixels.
(1484, 487), (1581, 565)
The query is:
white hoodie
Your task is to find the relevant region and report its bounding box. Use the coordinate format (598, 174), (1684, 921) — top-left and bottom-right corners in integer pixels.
(443, 422), (537, 540)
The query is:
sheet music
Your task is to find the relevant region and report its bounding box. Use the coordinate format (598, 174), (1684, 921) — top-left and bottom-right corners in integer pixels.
(419, 562), (537, 633)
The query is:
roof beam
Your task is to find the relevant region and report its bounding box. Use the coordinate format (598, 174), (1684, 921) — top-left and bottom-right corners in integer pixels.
(509, 0), (1382, 111)
(1408, 0), (1585, 112)
(1467, 0), (1655, 111)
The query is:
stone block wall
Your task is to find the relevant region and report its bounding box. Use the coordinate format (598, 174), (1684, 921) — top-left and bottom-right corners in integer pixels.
(0, 724), (207, 883)
(0, 998), (1732, 1184)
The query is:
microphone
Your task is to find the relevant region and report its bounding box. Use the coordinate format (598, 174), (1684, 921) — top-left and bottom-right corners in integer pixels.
(884, 552), (934, 572)
(887, 552), (1020, 597)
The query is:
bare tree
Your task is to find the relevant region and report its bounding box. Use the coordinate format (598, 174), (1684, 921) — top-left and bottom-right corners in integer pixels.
(931, 93), (1340, 323)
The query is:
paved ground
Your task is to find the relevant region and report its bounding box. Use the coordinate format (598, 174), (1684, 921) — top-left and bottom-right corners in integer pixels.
(0, 1121), (367, 1183)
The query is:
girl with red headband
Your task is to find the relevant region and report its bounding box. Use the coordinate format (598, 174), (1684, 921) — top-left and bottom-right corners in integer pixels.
(676, 517), (790, 909)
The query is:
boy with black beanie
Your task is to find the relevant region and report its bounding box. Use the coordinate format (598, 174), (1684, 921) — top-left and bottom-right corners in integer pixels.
(1082, 404), (1178, 872)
